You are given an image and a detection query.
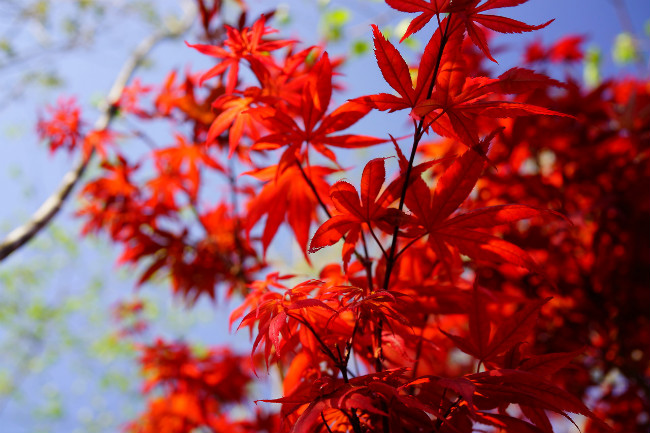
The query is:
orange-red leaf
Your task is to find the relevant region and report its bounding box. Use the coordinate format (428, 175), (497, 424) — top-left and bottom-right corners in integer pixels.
(371, 24), (415, 106)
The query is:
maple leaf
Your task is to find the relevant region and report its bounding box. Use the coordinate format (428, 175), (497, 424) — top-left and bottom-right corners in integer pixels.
(309, 158), (412, 264)
(448, 0), (554, 63)
(472, 411), (550, 433)
(548, 35), (586, 62)
(154, 70), (217, 126)
(187, 15), (294, 93)
(468, 369), (613, 431)
(118, 78), (153, 117)
(322, 285), (411, 331)
(202, 46), (322, 158)
(526, 35), (585, 64)
(367, 24), (416, 110)
(206, 93), (258, 157)
(236, 280), (339, 369)
(441, 280), (550, 362)
(229, 273), (293, 333)
(404, 130), (565, 276)
(246, 164), (335, 261)
(77, 155), (142, 236)
(264, 370), (419, 433)
(385, 0), (451, 42)
(494, 67), (567, 94)
(251, 53), (385, 163)
(413, 56), (573, 148)
(148, 134), (223, 203)
(36, 96), (83, 154)
(355, 20), (463, 113)
(82, 129), (117, 160)
(131, 339), (257, 433)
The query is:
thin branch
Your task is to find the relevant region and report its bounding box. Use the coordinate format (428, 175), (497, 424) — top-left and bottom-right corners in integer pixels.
(0, 2), (197, 262)
(288, 313), (339, 365)
(374, 319), (384, 373)
(345, 319), (359, 366)
(288, 312), (358, 381)
(373, 13), (452, 383)
(341, 408), (363, 433)
(382, 15), (452, 292)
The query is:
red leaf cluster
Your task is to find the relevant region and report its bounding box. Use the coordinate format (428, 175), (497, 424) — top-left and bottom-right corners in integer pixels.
(40, 0), (647, 431)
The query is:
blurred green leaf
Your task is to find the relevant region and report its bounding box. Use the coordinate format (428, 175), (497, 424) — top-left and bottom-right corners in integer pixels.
(275, 3), (291, 26)
(351, 39), (370, 56)
(100, 369), (131, 391)
(612, 32), (638, 65)
(584, 45), (602, 87)
(0, 39), (14, 57)
(321, 8), (350, 42)
(0, 370), (14, 395)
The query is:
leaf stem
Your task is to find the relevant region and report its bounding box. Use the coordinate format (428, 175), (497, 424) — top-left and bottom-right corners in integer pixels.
(321, 412), (335, 433)
(295, 160), (332, 219)
(289, 313), (339, 364)
(367, 224), (388, 260)
(411, 313), (430, 379)
(360, 231), (376, 291)
(394, 232), (426, 261)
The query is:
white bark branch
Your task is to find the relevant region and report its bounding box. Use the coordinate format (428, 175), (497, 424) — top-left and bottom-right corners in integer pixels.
(0, 2), (196, 262)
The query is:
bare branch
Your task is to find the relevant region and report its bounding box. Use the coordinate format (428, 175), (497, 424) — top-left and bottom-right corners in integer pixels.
(0, 2), (197, 262)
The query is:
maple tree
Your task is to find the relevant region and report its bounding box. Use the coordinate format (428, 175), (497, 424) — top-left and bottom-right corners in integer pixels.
(1, 0), (648, 432)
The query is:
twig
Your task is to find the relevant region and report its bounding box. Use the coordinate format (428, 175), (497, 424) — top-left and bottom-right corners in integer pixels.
(373, 11), (452, 385)
(0, 2), (197, 262)
(382, 15), (452, 292)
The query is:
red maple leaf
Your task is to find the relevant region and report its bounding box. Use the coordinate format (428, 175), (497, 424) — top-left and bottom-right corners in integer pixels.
(37, 96), (83, 154)
(187, 15), (294, 93)
(246, 163), (336, 261)
(449, 0), (553, 63)
(413, 54), (572, 147)
(309, 157), (415, 264)
(385, 0), (451, 42)
(405, 131), (564, 276)
(355, 21), (463, 113)
(251, 53), (385, 164)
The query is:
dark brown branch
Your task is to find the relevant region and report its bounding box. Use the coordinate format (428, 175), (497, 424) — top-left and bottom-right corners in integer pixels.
(382, 15), (452, 292)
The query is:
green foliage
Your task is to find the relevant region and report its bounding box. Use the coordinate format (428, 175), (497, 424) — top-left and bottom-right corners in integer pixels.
(612, 32), (638, 64)
(320, 8), (351, 42)
(584, 46), (602, 87)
